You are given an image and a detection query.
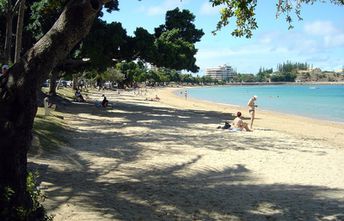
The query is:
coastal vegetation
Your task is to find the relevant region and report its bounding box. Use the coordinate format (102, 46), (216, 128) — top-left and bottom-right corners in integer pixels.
(66, 60), (344, 89)
(234, 61), (344, 83)
(72, 61), (220, 88)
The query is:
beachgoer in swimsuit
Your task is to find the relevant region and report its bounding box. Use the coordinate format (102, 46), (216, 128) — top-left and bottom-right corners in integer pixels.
(232, 111), (251, 131)
(247, 95), (257, 129)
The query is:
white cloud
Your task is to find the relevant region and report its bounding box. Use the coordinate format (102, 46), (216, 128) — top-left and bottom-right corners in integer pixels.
(147, 6), (165, 16)
(259, 36), (272, 44)
(143, 0), (188, 16)
(324, 33), (344, 47)
(199, 2), (220, 15)
(195, 43), (294, 73)
(303, 21), (344, 48)
(196, 45), (279, 60)
(257, 31), (319, 54)
(195, 26), (344, 73)
(304, 21), (339, 36)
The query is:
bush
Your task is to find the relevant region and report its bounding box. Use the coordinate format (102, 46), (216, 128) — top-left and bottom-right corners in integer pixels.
(0, 172), (53, 221)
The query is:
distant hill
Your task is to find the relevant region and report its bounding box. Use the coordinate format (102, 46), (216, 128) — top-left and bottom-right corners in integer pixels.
(295, 69), (344, 82)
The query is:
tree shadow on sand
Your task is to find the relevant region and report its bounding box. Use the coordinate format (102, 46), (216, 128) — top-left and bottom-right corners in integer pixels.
(28, 97), (343, 220)
(56, 100), (329, 155)
(29, 156), (344, 221)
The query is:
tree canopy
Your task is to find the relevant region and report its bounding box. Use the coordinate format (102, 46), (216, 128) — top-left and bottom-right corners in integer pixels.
(151, 7), (203, 72)
(210, 0), (344, 37)
(155, 7), (204, 43)
(76, 19), (127, 71)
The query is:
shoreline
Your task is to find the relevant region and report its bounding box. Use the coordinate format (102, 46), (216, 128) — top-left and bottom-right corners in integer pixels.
(211, 81), (344, 86)
(156, 87), (344, 148)
(172, 87), (344, 125)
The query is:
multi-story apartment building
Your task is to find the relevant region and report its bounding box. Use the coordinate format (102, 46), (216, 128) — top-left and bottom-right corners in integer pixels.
(205, 65), (236, 81)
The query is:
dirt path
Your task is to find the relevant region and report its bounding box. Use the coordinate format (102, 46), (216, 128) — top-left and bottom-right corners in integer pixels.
(29, 89), (344, 221)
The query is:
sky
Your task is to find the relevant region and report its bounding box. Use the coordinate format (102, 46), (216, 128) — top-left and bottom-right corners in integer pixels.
(102, 0), (344, 75)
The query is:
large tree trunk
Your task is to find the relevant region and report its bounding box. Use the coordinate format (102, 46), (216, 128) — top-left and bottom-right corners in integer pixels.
(49, 71), (58, 96)
(14, 0), (26, 63)
(0, 0), (101, 218)
(4, 12), (13, 64)
(72, 75), (79, 90)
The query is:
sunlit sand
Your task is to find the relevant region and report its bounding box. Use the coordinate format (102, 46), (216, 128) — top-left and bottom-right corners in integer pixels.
(29, 88), (344, 220)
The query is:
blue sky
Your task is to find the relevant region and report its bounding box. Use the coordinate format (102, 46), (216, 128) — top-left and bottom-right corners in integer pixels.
(102, 0), (344, 75)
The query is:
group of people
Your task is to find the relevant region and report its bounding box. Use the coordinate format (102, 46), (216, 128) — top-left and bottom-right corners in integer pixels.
(2, 64), (256, 131)
(220, 95), (258, 132)
(74, 89), (109, 108)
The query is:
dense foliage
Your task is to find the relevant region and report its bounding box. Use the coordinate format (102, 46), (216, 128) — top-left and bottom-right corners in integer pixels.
(0, 172), (52, 221)
(277, 61), (310, 73)
(87, 60), (220, 88)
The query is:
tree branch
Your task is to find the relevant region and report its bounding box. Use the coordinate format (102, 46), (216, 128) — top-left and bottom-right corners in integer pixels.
(10, 0), (23, 14)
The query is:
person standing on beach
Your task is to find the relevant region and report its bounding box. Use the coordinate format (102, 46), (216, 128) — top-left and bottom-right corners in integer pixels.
(185, 89), (188, 100)
(247, 95), (258, 129)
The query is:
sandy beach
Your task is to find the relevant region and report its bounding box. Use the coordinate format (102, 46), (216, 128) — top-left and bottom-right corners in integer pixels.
(29, 87), (344, 221)
(158, 87), (344, 149)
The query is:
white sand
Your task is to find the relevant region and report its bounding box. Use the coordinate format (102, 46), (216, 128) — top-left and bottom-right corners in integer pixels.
(29, 88), (344, 221)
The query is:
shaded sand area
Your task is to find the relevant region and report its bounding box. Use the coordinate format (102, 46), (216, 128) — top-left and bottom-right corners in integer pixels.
(29, 88), (344, 221)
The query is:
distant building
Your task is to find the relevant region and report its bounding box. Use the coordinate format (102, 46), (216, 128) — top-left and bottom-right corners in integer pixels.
(312, 68), (322, 74)
(205, 65), (236, 81)
(297, 67), (322, 74)
(334, 68), (344, 74)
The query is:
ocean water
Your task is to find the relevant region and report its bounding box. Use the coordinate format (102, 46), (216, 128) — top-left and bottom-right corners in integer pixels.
(187, 85), (344, 122)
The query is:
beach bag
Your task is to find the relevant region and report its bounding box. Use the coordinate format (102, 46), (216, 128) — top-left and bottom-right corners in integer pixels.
(223, 122), (231, 129)
(217, 122), (231, 129)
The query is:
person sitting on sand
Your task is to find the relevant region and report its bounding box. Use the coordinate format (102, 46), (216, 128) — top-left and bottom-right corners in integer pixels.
(155, 95), (160, 101)
(145, 95), (160, 102)
(232, 111), (251, 132)
(74, 89), (85, 102)
(101, 94), (109, 107)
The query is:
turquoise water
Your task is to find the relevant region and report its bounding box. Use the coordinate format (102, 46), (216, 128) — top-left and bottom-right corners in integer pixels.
(187, 85), (344, 122)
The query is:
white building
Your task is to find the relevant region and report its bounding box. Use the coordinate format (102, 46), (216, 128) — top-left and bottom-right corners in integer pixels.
(334, 68), (344, 74)
(205, 65), (236, 81)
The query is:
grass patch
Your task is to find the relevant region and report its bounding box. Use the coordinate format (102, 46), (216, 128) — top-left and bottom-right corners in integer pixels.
(41, 87), (75, 100)
(41, 87), (91, 100)
(30, 107), (70, 156)
(55, 87), (75, 100)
